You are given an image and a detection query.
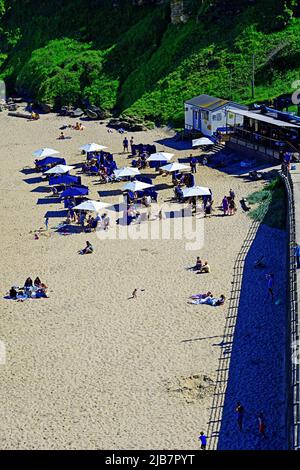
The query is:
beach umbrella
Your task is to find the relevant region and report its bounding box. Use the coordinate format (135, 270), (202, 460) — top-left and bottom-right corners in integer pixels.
(33, 148), (60, 158)
(49, 174), (81, 186)
(114, 167), (140, 178)
(44, 164), (74, 174)
(147, 152), (174, 162)
(73, 200), (108, 212)
(36, 156), (66, 166)
(80, 143), (107, 153)
(122, 181), (153, 192)
(60, 186), (89, 198)
(182, 186), (211, 198)
(192, 137), (215, 147)
(160, 162), (189, 173)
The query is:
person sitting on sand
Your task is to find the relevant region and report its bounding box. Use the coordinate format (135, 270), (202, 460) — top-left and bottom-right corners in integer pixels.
(200, 261), (210, 273)
(191, 257), (202, 271)
(58, 132), (65, 140)
(102, 213), (110, 230)
(9, 286), (18, 299)
(24, 277), (33, 288)
(79, 241), (94, 255)
(34, 277), (42, 287)
(142, 194), (151, 208)
(188, 294), (225, 306)
(31, 111), (39, 120)
(35, 285), (48, 298)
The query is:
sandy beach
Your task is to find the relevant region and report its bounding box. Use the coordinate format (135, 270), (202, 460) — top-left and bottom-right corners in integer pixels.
(0, 108), (287, 449)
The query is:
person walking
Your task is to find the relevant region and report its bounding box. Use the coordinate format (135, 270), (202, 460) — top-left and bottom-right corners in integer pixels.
(266, 273), (274, 301)
(123, 137), (129, 153)
(229, 188), (235, 200)
(222, 196), (229, 216)
(236, 402), (244, 431)
(190, 154), (197, 174)
(258, 412), (266, 438)
(198, 432), (207, 450)
(130, 136), (134, 154)
(45, 217), (49, 230)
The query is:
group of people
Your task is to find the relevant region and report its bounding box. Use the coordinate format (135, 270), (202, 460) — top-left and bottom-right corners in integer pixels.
(189, 257), (211, 274)
(67, 210), (110, 232)
(236, 402), (267, 438)
(222, 189), (237, 216)
(9, 276), (48, 300)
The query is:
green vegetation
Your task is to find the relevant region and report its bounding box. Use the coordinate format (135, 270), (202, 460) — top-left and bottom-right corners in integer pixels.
(0, 1), (300, 125)
(247, 177), (286, 229)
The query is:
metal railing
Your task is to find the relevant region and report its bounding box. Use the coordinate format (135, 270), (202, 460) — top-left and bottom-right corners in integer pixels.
(280, 167), (299, 450)
(228, 128), (299, 160)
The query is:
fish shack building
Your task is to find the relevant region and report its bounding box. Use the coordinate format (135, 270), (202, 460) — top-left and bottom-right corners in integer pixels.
(184, 94), (245, 137)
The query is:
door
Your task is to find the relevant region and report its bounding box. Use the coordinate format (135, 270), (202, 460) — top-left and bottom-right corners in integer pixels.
(193, 110), (201, 130)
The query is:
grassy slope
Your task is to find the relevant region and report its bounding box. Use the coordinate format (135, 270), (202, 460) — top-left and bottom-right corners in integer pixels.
(1, 1), (300, 125)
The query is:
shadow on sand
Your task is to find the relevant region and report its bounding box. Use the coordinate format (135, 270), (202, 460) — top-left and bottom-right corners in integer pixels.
(207, 222), (287, 450)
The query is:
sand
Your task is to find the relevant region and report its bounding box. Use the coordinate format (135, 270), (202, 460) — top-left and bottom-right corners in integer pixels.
(0, 106), (286, 449)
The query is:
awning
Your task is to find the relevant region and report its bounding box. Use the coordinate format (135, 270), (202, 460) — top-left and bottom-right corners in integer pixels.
(226, 107), (300, 128)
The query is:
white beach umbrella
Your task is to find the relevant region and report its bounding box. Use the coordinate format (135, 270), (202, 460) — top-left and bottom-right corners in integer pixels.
(122, 181), (153, 192)
(182, 186), (211, 198)
(33, 148), (60, 158)
(80, 143), (107, 153)
(146, 152), (174, 162)
(160, 162), (189, 173)
(114, 167), (140, 178)
(192, 137), (215, 147)
(44, 164), (75, 174)
(73, 200), (108, 212)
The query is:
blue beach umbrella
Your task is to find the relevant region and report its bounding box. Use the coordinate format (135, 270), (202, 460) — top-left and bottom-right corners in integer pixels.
(60, 186), (89, 198)
(37, 156), (66, 166)
(49, 174), (81, 186)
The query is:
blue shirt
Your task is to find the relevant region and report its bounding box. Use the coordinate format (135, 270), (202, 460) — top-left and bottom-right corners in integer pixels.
(199, 435), (206, 445)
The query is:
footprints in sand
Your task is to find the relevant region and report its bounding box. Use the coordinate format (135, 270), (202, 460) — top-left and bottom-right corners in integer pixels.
(140, 248), (159, 255)
(166, 374), (215, 404)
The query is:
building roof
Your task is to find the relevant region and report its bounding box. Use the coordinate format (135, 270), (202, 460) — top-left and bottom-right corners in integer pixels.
(185, 94), (246, 111)
(226, 107), (300, 128)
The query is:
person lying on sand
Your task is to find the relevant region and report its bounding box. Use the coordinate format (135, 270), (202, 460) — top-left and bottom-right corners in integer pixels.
(189, 292), (213, 300)
(188, 294), (225, 306)
(79, 241), (94, 255)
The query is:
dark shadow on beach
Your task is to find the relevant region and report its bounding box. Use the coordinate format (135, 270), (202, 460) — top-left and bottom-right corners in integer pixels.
(208, 223), (287, 450)
(97, 189), (123, 197)
(31, 186), (52, 193)
(23, 176), (44, 185)
(45, 210), (68, 218)
(208, 149), (280, 177)
(20, 168), (37, 175)
(37, 197), (61, 205)
(55, 224), (82, 234)
(154, 137), (192, 151)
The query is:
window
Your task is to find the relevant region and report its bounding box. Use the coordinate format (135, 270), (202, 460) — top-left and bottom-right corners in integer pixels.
(213, 113), (222, 121)
(202, 110), (209, 120)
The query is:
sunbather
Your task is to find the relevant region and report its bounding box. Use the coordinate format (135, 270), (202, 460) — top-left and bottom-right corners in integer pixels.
(188, 294), (225, 306)
(79, 241), (94, 255)
(34, 277), (42, 287)
(189, 291), (213, 300)
(200, 261), (211, 273)
(24, 277), (33, 288)
(9, 286), (18, 299)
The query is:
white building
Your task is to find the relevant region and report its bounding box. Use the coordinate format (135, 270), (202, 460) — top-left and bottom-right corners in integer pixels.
(184, 94), (246, 137)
